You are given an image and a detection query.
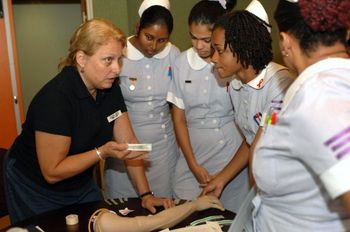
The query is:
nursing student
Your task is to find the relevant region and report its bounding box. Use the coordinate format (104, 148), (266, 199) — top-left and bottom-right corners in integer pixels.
(3, 18), (158, 224)
(104, 0), (180, 204)
(251, 0), (350, 230)
(166, 0), (248, 213)
(202, 0), (294, 197)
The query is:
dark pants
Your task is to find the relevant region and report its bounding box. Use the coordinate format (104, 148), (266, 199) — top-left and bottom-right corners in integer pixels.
(3, 151), (101, 224)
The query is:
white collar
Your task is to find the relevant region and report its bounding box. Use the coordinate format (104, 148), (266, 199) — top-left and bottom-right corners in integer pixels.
(187, 47), (211, 70)
(281, 57), (350, 113)
(231, 62), (287, 90)
(123, 36), (172, 60)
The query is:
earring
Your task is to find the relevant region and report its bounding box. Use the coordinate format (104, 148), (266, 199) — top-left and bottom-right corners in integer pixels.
(80, 66), (85, 73)
(282, 50), (289, 57)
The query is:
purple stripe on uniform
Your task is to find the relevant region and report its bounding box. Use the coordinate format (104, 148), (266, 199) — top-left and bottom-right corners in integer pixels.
(324, 127), (350, 146)
(336, 145), (350, 160)
(331, 135), (350, 152)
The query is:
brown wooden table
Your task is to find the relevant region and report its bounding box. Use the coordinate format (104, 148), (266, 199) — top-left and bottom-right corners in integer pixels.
(1, 198), (235, 232)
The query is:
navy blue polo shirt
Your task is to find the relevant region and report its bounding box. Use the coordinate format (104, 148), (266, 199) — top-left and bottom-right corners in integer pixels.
(10, 66), (127, 192)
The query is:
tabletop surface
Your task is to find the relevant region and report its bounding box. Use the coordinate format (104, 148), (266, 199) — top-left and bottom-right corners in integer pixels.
(1, 198), (236, 232)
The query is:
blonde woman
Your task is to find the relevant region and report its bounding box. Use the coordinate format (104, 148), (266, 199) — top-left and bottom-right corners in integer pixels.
(4, 18), (165, 224)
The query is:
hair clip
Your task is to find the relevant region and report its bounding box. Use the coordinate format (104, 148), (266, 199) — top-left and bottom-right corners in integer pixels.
(208, 0), (227, 9)
(218, 0), (227, 9)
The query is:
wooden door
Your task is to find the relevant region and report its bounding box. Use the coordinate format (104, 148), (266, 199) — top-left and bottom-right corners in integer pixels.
(0, 0), (24, 149)
(0, 0), (91, 149)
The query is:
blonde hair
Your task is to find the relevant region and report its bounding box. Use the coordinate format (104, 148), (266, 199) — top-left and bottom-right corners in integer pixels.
(58, 18), (126, 70)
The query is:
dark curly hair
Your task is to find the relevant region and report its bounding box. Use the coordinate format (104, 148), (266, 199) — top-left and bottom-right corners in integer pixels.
(274, 0), (349, 54)
(188, 0), (237, 28)
(139, 5), (173, 35)
(214, 10), (273, 73)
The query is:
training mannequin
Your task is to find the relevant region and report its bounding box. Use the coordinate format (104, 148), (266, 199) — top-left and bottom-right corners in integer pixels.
(89, 195), (224, 232)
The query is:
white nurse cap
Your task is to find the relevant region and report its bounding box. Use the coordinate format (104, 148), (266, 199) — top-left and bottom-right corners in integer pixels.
(138, 0), (170, 17)
(245, 0), (269, 24)
(245, 0), (271, 32)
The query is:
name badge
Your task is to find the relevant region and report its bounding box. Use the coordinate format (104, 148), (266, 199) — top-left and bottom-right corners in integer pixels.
(129, 77), (137, 91)
(107, 110), (122, 123)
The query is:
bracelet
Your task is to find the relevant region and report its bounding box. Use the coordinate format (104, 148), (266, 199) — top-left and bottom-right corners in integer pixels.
(139, 191), (154, 199)
(94, 147), (104, 160)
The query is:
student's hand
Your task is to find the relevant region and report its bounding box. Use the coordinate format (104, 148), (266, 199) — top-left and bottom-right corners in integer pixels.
(200, 175), (226, 198)
(99, 141), (148, 160)
(191, 164), (210, 186)
(193, 195), (225, 211)
(141, 195), (175, 214)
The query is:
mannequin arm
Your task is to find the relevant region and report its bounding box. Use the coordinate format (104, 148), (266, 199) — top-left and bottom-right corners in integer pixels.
(93, 196), (224, 232)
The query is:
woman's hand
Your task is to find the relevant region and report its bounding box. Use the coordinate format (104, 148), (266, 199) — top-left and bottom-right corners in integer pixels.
(141, 195), (175, 214)
(190, 164), (211, 186)
(99, 141), (148, 160)
(193, 195), (225, 211)
(200, 175), (226, 198)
